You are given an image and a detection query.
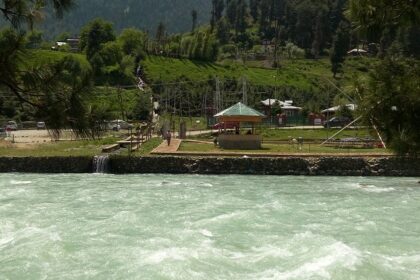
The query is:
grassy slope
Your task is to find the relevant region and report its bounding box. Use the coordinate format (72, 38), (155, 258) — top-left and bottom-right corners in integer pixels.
(142, 56), (376, 90)
(29, 50), (375, 92)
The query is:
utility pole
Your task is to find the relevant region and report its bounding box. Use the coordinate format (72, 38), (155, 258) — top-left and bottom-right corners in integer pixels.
(242, 76), (247, 105)
(215, 77), (222, 113)
(117, 86), (126, 121)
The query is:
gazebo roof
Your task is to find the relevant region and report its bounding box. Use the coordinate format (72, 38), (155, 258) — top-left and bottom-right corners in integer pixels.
(215, 102), (265, 117)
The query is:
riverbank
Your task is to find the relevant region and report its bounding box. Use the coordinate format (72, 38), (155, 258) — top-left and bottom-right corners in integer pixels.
(0, 156), (419, 176)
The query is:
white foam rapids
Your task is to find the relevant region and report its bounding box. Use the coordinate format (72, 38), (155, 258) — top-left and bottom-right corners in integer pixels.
(0, 174), (419, 279)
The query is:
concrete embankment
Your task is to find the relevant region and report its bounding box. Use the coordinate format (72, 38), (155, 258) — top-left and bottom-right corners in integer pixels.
(0, 156), (419, 176)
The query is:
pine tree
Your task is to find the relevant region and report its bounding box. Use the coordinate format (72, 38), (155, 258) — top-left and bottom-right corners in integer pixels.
(330, 20), (350, 78)
(191, 10), (198, 32)
(249, 0), (261, 22)
(235, 0), (248, 35)
(226, 0), (237, 26)
(216, 18), (230, 44)
(211, 0), (225, 31)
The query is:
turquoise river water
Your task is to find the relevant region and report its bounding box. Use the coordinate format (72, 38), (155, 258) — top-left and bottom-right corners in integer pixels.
(0, 174), (420, 279)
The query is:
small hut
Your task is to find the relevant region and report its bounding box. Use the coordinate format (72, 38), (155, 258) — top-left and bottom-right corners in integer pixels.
(214, 102), (265, 150)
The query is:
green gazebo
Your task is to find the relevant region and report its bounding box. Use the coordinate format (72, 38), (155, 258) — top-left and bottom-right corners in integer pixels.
(214, 102), (265, 150)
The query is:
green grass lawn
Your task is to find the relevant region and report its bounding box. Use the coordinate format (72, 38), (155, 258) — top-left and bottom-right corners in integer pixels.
(0, 137), (119, 157)
(133, 137), (163, 156)
(189, 128), (375, 141)
(179, 142), (391, 155)
(0, 135), (162, 157)
(259, 128), (373, 141)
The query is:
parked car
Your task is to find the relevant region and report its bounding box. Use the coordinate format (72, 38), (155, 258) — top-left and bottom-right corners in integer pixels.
(212, 122), (240, 130)
(323, 117), (352, 128)
(109, 120), (134, 131)
(37, 121), (46, 130)
(5, 121), (18, 131)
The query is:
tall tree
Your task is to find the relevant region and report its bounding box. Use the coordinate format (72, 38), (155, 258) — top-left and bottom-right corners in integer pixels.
(249, 0), (261, 22)
(118, 28), (146, 56)
(210, 0), (224, 31)
(235, 0), (248, 35)
(156, 22), (166, 45)
(348, 0), (420, 155)
(216, 17), (230, 44)
(0, 0), (103, 137)
(191, 9), (198, 32)
(80, 18), (115, 61)
(226, 0), (237, 26)
(359, 57), (420, 155)
(330, 20), (350, 77)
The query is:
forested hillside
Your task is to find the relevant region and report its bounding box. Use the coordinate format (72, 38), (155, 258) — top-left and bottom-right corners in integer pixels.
(38, 0), (211, 38)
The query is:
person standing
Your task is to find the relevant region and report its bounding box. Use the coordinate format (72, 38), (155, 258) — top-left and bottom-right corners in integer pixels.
(166, 130), (172, 146)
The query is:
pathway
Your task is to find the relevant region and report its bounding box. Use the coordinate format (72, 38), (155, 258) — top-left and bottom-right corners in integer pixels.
(151, 138), (182, 154)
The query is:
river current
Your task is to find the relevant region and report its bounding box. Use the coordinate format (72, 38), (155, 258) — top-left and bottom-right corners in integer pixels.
(0, 174), (419, 279)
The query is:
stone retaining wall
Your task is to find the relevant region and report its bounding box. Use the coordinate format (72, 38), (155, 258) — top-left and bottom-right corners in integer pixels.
(109, 156), (420, 176)
(0, 157), (92, 173)
(0, 156), (419, 176)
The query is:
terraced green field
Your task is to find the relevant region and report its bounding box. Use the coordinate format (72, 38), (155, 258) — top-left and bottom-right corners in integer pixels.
(141, 55), (377, 90)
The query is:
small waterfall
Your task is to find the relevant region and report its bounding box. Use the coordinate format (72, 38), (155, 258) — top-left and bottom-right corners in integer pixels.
(93, 155), (110, 173)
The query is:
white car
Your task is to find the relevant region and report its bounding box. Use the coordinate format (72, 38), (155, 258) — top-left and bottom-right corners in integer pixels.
(37, 122), (46, 130)
(109, 120), (133, 131)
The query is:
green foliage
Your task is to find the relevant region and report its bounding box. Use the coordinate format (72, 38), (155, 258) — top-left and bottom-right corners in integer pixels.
(283, 42), (305, 60)
(80, 18), (116, 60)
(0, 28), (100, 138)
(118, 28), (147, 56)
(359, 58), (420, 155)
(55, 31), (71, 42)
(89, 87), (140, 121)
(348, 0), (420, 155)
(347, 0), (419, 35)
(133, 92), (152, 121)
(330, 21), (350, 77)
(25, 29), (43, 48)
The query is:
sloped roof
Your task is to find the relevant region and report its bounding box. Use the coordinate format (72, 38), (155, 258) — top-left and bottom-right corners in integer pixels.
(215, 102), (265, 117)
(322, 104), (357, 113)
(282, 105), (302, 110)
(261, 99), (282, 106)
